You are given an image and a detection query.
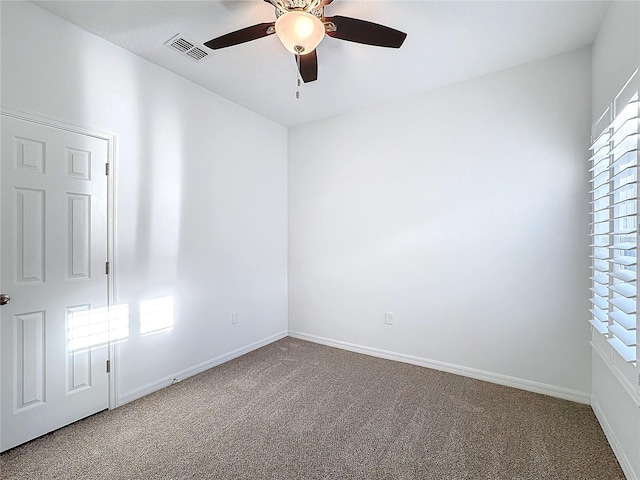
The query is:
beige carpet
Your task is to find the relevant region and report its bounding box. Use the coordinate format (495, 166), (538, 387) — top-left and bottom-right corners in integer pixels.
(1, 337), (625, 479)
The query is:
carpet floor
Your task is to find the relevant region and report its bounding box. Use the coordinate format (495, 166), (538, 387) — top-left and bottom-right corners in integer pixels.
(1, 337), (625, 479)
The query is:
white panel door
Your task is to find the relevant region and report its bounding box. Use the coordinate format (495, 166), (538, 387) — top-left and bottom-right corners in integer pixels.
(1, 116), (109, 451)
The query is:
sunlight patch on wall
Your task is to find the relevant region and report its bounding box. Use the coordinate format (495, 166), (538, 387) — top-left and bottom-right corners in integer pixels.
(140, 296), (175, 335)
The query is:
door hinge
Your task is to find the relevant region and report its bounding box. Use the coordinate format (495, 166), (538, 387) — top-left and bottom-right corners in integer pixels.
(105, 261), (110, 275)
(105, 163), (110, 175)
(106, 360), (111, 374)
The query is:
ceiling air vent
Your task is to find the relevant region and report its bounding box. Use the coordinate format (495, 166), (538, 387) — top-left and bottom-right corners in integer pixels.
(165, 34), (209, 62)
(186, 47), (208, 61)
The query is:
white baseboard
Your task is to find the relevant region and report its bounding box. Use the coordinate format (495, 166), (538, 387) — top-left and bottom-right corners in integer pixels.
(288, 331), (591, 405)
(117, 331), (288, 406)
(592, 396), (638, 480)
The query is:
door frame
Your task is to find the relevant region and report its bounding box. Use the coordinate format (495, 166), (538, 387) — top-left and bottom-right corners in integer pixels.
(0, 104), (119, 409)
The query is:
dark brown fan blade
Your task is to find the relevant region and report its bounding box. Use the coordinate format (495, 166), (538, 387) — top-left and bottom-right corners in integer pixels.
(296, 50), (318, 83)
(325, 15), (407, 48)
(204, 22), (275, 50)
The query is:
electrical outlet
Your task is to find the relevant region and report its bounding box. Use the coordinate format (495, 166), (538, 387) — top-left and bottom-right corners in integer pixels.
(385, 312), (394, 325)
(232, 311), (239, 324)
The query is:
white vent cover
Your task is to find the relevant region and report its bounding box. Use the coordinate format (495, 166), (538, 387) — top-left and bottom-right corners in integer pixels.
(165, 34), (209, 62)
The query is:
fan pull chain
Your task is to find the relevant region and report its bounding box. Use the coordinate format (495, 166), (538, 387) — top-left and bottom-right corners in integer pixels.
(295, 54), (301, 99)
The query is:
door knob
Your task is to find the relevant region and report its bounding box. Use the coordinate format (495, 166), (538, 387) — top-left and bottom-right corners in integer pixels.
(0, 294), (10, 305)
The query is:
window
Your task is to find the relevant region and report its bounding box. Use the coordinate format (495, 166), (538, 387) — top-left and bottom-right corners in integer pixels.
(589, 70), (639, 365)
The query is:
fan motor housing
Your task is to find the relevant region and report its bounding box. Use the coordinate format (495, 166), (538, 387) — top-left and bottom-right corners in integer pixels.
(273, 0), (324, 19)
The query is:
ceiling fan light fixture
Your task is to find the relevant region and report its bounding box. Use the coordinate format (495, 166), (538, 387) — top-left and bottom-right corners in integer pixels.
(275, 11), (325, 55)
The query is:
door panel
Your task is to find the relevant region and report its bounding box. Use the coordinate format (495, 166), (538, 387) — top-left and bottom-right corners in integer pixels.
(1, 116), (109, 452)
(15, 311), (46, 410)
(15, 188), (46, 283)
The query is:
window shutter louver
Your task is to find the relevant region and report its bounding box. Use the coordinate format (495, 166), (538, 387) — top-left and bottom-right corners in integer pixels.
(589, 70), (639, 365)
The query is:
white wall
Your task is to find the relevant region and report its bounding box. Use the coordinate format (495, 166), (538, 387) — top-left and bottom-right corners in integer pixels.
(289, 48), (592, 401)
(592, 1), (640, 124)
(590, 2), (640, 479)
(1, 1), (288, 403)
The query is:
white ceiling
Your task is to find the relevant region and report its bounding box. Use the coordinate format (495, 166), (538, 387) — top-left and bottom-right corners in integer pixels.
(33, 0), (610, 127)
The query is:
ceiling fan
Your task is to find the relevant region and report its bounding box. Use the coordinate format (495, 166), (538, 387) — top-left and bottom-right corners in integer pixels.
(204, 0), (407, 83)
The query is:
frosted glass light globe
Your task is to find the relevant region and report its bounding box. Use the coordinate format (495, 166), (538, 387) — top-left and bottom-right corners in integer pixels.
(275, 11), (325, 55)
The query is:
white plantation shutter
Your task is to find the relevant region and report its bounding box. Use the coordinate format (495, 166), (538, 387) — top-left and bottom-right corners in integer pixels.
(589, 71), (639, 364)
